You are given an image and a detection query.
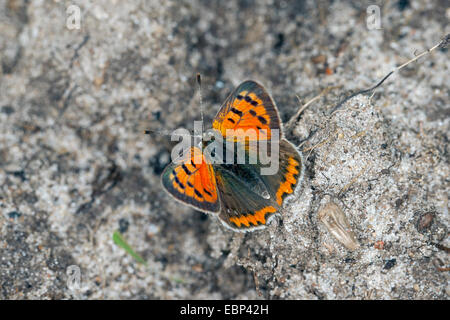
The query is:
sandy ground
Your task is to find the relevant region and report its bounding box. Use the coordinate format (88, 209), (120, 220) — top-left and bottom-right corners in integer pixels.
(0, 0), (448, 299)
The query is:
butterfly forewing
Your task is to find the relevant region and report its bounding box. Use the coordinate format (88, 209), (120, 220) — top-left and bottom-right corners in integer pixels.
(212, 81), (281, 141)
(161, 147), (220, 213)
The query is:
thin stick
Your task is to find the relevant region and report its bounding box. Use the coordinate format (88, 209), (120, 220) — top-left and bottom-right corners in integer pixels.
(286, 86), (340, 130)
(144, 74), (206, 139)
(304, 136), (332, 162)
(338, 162), (370, 198)
(196, 73), (204, 133)
(330, 34), (449, 114)
(144, 129), (198, 138)
(144, 129), (174, 136)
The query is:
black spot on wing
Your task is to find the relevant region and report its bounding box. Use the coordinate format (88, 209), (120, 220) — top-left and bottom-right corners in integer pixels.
(173, 175), (185, 189)
(258, 116), (268, 124)
(194, 189), (203, 198)
(182, 164), (192, 175)
(231, 107), (243, 117)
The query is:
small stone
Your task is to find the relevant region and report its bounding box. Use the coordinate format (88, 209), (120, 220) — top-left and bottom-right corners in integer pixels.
(416, 212), (434, 232)
(119, 218), (130, 233)
(383, 259), (396, 270)
(8, 211), (21, 219)
(374, 241), (384, 250)
(1, 105), (15, 114)
(311, 54), (326, 64)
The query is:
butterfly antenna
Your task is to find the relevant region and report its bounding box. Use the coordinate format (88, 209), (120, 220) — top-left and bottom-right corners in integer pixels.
(196, 73), (205, 134)
(144, 129), (171, 136)
(144, 129), (192, 138)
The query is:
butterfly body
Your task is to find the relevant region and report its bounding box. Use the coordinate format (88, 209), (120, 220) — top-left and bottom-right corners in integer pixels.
(161, 81), (304, 232)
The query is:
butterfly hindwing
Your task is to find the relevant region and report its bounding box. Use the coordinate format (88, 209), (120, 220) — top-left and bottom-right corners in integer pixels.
(260, 139), (304, 207)
(214, 163), (280, 231)
(161, 147), (220, 213)
(214, 139), (304, 231)
(212, 81), (281, 141)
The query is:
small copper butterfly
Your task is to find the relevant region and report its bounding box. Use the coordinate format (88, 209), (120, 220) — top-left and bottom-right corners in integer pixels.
(161, 81), (304, 232)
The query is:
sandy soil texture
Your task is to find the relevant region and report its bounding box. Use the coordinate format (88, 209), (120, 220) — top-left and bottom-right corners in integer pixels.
(0, 0), (448, 299)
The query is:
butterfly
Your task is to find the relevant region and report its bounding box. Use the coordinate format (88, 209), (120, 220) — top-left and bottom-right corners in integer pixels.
(161, 81), (304, 232)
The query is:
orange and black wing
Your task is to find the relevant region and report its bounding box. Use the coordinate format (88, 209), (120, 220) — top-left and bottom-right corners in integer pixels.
(161, 147), (220, 213)
(216, 139), (304, 232)
(260, 139), (304, 207)
(215, 167), (280, 232)
(212, 81), (281, 141)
